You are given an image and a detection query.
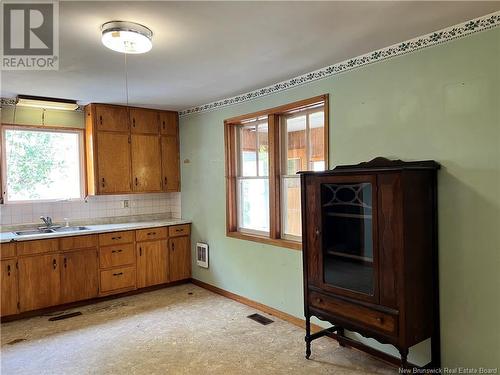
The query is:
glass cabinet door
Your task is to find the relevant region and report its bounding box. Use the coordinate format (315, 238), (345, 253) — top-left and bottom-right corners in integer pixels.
(321, 181), (374, 296)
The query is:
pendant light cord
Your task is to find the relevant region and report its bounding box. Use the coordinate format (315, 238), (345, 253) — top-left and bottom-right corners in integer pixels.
(125, 52), (129, 108)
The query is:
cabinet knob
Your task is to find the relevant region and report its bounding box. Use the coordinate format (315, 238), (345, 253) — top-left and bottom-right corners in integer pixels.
(112, 272), (123, 277)
(111, 236), (122, 240)
(132, 118), (136, 127)
(64, 258), (67, 268)
(147, 232), (156, 236)
(111, 249), (123, 253)
(139, 247), (142, 256)
(99, 115), (103, 125)
(315, 228), (320, 236)
(53, 259), (57, 270)
(376, 317), (384, 323)
(102, 178), (105, 188)
(7, 264), (11, 276)
(164, 177), (168, 187)
(316, 298), (323, 304)
(135, 177), (138, 186)
(172, 243), (175, 251)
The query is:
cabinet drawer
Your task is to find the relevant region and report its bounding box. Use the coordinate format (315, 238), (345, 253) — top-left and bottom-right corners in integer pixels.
(168, 224), (190, 237)
(100, 266), (136, 293)
(98, 231), (134, 246)
(60, 235), (98, 251)
(136, 227), (167, 242)
(1, 243), (16, 259)
(309, 291), (397, 335)
(99, 244), (135, 269)
(17, 239), (59, 256)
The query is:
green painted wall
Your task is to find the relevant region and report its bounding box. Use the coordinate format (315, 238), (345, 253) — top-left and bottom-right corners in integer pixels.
(181, 28), (499, 367)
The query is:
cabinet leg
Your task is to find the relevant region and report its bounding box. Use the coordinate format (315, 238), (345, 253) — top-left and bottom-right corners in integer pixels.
(305, 315), (311, 359)
(337, 327), (346, 347)
(399, 348), (409, 369)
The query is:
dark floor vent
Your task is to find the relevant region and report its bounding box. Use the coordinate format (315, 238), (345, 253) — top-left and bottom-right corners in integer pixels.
(247, 313), (274, 325)
(7, 338), (26, 345)
(48, 312), (82, 321)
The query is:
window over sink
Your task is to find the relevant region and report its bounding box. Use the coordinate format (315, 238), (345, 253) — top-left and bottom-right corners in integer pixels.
(1, 126), (85, 203)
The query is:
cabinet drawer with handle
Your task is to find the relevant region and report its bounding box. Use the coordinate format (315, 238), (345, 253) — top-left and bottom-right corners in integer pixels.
(100, 266), (136, 293)
(309, 291), (398, 335)
(136, 227), (167, 242)
(98, 231), (134, 246)
(168, 224), (190, 237)
(99, 243), (135, 269)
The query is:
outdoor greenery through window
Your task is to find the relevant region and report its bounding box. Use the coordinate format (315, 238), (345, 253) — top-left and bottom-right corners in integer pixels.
(2, 127), (84, 202)
(225, 95), (328, 249)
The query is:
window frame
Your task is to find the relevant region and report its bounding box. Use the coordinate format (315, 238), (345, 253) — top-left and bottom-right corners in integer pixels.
(224, 95), (329, 250)
(1, 124), (86, 204)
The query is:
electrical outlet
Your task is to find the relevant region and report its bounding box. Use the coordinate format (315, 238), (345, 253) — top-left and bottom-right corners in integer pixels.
(122, 200), (129, 208)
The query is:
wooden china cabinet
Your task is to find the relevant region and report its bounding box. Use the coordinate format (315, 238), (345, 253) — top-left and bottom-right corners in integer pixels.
(300, 157), (440, 368)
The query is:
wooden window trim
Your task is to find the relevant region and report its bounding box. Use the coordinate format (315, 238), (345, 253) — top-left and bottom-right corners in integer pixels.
(225, 95), (329, 251)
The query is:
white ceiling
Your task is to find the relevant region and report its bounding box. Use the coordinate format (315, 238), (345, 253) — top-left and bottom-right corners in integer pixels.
(1, 1), (499, 111)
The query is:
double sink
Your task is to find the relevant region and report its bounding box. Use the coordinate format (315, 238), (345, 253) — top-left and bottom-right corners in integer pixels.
(14, 226), (89, 237)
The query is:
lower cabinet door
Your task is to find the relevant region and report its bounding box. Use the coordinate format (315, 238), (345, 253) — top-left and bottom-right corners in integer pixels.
(60, 248), (99, 304)
(1, 259), (19, 316)
(137, 240), (169, 288)
(19, 255), (60, 312)
(169, 236), (191, 282)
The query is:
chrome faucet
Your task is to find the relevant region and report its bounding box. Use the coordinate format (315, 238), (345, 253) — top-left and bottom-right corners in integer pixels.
(40, 216), (53, 227)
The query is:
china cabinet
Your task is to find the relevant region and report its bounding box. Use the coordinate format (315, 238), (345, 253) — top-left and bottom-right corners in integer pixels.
(300, 157), (440, 368)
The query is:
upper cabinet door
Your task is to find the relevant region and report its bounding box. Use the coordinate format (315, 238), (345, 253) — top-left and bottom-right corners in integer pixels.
(95, 105), (129, 132)
(159, 112), (178, 136)
(97, 133), (132, 194)
(129, 108), (159, 134)
(161, 136), (180, 192)
(131, 134), (162, 192)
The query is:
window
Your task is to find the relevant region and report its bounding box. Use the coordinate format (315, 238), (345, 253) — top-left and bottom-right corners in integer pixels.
(281, 105), (326, 240)
(225, 95), (329, 250)
(1, 126), (85, 203)
(237, 118), (270, 235)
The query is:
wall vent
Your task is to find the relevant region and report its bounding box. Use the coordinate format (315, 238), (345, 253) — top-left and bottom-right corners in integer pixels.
(196, 242), (209, 268)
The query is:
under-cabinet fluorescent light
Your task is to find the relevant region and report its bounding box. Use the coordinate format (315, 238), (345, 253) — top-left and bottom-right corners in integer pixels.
(16, 95), (79, 111)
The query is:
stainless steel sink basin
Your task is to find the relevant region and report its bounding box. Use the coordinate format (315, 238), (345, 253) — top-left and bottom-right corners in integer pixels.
(53, 226), (89, 232)
(14, 228), (54, 236)
(13, 226), (89, 236)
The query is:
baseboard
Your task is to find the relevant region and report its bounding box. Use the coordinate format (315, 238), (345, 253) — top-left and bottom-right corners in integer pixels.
(191, 278), (324, 332)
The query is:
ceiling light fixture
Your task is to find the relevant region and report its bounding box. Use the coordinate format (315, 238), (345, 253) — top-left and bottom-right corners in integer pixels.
(101, 21), (153, 54)
(16, 95), (79, 111)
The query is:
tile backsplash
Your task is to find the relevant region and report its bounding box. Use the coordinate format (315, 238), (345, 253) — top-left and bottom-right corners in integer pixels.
(0, 193), (181, 226)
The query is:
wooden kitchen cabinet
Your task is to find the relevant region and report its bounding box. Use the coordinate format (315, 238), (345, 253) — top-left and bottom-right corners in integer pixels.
(96, 132), (132, 194)
(169, 236), (191, 281)
(1, 259), (19, 316)
(18, 254), (60, 312)
(60, 248), (99, 304)
(129, 108), (159, 134)
(85, 103), (180, 195)
(159, 111), (178, 136)
(131, 134), (162, 192)
(136, 240), (169, 288)
(94, 104), (129, 132)
(161, 136), (180, 191)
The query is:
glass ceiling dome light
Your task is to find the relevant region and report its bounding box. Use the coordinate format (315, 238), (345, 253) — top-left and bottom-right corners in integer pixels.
(101, 21), (153, 54)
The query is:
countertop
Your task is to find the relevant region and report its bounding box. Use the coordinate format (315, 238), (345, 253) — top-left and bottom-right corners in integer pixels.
(0, 218), (191, 243)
